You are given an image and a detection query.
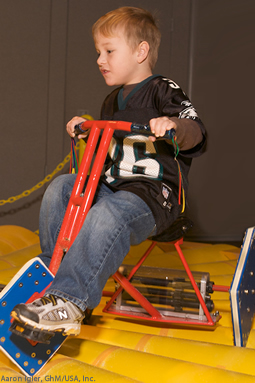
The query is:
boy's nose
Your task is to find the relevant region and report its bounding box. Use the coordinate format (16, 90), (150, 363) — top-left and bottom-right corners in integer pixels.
(97, 54), (106, 66)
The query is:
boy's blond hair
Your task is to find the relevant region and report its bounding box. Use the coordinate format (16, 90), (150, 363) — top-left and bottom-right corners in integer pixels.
(92, 7), (161, 69)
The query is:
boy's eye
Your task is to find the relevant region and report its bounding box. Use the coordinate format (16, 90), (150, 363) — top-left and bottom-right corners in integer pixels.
(107, 50), (113, 54)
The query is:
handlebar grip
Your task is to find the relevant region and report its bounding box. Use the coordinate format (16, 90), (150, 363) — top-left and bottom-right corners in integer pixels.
(130, 123), (175, 140)
(74, 122), (87, 136)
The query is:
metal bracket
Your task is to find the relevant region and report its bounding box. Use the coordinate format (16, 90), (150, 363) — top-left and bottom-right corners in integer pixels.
(230, 227), (255, 347)
(0, 258), (67, 376)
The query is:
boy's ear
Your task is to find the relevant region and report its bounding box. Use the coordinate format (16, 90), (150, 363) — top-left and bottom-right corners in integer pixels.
(137, 41), (150, 64)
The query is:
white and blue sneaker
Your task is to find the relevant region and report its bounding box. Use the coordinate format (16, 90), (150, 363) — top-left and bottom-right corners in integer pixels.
(11, 294), (84, 338)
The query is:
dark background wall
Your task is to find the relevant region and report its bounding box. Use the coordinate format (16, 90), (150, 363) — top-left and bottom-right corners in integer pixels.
(0, 0), (254, 243)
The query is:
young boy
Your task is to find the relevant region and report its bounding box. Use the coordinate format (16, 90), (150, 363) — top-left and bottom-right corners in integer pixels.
(11, 7), (206, 338)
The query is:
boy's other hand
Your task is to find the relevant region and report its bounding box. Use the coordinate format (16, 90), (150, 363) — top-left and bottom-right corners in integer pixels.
(149, 116), (176, 142)
(66, 116), (87, 139)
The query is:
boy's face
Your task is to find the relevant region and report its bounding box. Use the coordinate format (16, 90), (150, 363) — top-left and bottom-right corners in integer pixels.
(95, 30), (150, 86)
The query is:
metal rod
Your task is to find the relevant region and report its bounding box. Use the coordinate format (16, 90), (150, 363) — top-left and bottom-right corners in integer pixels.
(174, 239), (214, 324)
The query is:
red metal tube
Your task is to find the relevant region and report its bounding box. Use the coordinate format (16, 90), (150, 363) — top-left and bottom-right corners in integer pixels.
(174, 239), (214, 325)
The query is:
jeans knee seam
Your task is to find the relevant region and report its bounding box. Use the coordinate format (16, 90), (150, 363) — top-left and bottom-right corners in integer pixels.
(84, 210), (154, 307)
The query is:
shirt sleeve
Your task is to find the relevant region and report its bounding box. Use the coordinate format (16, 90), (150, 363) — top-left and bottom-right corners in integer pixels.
(169, 117), (203, 150)
(156, 77), (207, 155)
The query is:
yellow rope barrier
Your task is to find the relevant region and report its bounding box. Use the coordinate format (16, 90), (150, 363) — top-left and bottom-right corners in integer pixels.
(1, 115), (93, 207)
(0, 144), (80, 207)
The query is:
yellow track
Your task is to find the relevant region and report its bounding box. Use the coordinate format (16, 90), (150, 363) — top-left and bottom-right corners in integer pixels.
(0, 225), (255, 382)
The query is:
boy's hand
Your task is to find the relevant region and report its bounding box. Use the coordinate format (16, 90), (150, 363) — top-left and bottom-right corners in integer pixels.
(149, 116), (176, 142)
(66, 116), (88, 139)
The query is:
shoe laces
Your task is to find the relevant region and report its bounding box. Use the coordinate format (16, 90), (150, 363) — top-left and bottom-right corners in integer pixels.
(33, 294), (66, 307)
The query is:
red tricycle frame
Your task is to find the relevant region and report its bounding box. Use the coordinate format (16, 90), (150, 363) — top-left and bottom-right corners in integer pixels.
(51, 120), (219, 327)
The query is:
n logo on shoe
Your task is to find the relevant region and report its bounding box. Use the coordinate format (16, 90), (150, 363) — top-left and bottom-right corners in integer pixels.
(58, 309), (68, 320)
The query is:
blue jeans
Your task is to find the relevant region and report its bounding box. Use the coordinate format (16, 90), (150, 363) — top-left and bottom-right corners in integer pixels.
(39, 174), (156, 312)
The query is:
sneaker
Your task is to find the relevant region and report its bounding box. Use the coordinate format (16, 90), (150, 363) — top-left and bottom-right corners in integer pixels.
(10, 294), (84, 336)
